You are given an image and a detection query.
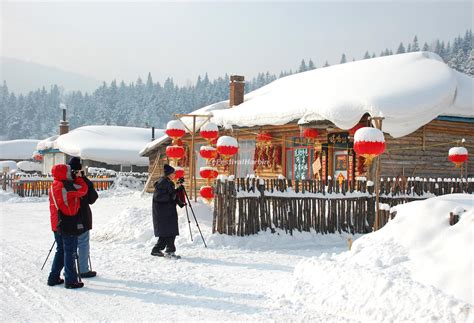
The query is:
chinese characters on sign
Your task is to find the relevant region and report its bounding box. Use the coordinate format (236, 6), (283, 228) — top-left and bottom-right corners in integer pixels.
(327, 133), (349, 145)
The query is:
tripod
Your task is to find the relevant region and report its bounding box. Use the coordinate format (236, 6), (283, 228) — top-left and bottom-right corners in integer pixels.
(180, 186), (207, 248)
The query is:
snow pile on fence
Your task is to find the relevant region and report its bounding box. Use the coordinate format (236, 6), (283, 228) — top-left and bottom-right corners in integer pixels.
(192, 52), (473, 138)
(16, 161), (42, 172)
(0, 139), (40, 160)
(287, 194), (473, 322)
(56, 125), (161, 166)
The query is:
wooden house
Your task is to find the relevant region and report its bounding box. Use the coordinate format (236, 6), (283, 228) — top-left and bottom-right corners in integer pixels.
(140, 52), (473, 197)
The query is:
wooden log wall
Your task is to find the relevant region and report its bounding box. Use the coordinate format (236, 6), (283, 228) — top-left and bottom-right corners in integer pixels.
(213, 177), (473, 236)
(381, 119), (474, 178)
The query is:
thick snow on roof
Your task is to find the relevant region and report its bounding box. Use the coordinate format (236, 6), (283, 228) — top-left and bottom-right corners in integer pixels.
(17, 161), (42, 172)
(37, 135), (59, 151)
(0, 139), (40, 160)
(57, 126), (160, 166)
(139, 134), (171, 156)
(192, 52), (473, 138)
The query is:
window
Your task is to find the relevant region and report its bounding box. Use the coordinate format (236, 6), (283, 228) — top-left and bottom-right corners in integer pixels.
(236, 140), (256, 177)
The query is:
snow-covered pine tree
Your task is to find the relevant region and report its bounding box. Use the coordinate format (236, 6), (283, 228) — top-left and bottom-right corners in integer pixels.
(396, 42), (406, 54)
(363, 51), (370, 59)
(340, 54), (347, 64)
(299, 59), (307, 72)
(308, 59), (316, 70)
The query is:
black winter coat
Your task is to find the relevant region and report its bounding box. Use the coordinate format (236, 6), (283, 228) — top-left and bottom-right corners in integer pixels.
(79, 176), (99, 230)
(152, 176), (180, 237)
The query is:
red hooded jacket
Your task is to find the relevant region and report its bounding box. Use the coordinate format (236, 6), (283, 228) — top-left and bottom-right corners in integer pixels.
(49, 164), (88, 232)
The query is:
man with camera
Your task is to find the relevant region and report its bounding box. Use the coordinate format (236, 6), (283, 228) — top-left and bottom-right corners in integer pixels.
(68, 157), (99, 277)
(151, 164), (185, 259)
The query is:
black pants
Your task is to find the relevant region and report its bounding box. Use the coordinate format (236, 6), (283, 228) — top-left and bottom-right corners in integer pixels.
(154, 236), (176, 253)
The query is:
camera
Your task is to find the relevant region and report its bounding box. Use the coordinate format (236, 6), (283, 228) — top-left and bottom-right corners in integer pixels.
(177, 177), (185, 184)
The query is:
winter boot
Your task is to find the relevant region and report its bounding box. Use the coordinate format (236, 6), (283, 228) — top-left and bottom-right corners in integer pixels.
(80, 271), (97, 278)
(151, 247), (164, 257)
(165, 252), (181, 259)
(47, 277), (64, 286)
(65, 282), (84, 289)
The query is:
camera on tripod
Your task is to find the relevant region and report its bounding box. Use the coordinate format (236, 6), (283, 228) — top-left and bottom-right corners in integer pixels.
(177, 177), (185, 185)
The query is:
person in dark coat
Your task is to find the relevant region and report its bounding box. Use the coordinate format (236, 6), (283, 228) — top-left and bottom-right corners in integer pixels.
(151, 164), (184, 258)
(68, 157), (99, 277)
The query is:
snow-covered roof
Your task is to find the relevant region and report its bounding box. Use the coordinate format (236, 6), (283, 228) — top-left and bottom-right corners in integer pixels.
(188, 52), (473, 138)
(17, 161), (42, 172)
(0, 160), (18, 173)
(139, 134), (171, 156)
(0, 139), (41, 160)
(37, 135), (60, 151)
(56, 125), (161, 166)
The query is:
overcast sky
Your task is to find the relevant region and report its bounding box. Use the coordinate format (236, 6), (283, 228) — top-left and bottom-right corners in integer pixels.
(2, 1), (472, 85)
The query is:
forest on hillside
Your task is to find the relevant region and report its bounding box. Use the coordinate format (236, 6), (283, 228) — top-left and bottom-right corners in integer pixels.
(0, 30), (472, 140)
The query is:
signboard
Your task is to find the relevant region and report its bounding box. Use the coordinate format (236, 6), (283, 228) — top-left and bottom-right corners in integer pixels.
(328, 132), (349, 145)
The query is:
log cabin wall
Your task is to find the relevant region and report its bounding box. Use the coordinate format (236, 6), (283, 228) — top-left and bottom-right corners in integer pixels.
(381, 119), (474, 178)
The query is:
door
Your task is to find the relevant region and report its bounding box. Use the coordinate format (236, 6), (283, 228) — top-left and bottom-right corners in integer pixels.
(333, 149), (348, 182)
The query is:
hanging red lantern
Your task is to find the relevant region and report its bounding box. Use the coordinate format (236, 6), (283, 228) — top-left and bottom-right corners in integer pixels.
(200, 167), (218, 180)
(200, 146), (218, 160)
(349, 124), (364, 136)
(448, 147), (468, 167)
(166, 120), (186, 140)
(216, 136), (238, 158)
(200, 185), (214, 201)
(33, 152), (43, 161)
(353, 127), (385, 166)
(174, 166), (185, 178)
(200, 122), (219, 141)
(166, 145), (185, 160)
(303, 128), (319, 140)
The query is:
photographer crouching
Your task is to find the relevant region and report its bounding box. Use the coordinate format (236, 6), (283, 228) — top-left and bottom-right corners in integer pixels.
(151, 164), (186, 259)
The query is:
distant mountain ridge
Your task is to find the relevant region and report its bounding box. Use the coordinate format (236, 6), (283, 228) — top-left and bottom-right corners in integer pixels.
(0, 57), (101, 94)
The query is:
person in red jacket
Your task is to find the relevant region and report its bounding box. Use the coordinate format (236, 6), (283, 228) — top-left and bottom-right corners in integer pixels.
(47, 164), (88, 289)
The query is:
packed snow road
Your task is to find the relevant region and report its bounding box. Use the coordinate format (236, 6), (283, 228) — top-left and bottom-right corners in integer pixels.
(0, 189), (354, 322)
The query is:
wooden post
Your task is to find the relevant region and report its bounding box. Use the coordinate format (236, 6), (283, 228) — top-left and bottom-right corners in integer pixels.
(175, 114), (211, 202)
(370, 116), (384, 231)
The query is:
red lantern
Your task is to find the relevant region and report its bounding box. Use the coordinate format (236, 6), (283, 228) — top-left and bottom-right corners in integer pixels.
(256, 131), (272, 143)
(448, 147), (468, 167)
(33, 153), (43, 161)
(353, 127), (386, 166)
(303, 128), (319, 140)
(200, 122), (219, 141)
(166, 120), (186, 140)
(174, 166), (185, 178)
(200, 167), (218, 180)
(349, 124), (364, 136)
(200, 185), (214, 201)
(166, 145), (185, 160)
(216, 136), (238, 158)
(200, 146), (218, 160)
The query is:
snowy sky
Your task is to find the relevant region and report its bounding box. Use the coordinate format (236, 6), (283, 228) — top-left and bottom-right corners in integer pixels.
(2, 0), (472, 85)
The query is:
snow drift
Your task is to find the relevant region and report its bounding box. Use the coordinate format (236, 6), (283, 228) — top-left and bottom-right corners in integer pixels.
(288, 194), (473, 322)
(189, 52), (473, 138)
(56, 125), (160, 166)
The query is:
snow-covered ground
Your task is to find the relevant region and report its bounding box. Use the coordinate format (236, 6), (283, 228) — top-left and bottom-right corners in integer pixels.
(1, 185), (472, 322)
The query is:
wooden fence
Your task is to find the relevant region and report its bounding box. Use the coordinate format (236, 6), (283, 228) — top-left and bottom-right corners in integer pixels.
(0, 173), (131, 197)
(213, 177), (473, 236)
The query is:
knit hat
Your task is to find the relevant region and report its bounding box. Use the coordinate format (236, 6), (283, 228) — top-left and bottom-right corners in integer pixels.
(164, 164), (175, 176)
(68, 157), (82, 171)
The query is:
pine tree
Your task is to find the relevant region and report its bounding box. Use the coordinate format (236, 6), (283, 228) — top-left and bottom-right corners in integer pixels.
(308, 59), (316, 70)
(407, 43), (412, 52)
(340, 54), (347, 64)
(412, 36), (420, 51)
(363, 51), (370, 59)
(465, 49), (474, 75)
(422, 42), (430, 51)
(298, 59), (307, 72)
(396, 42), (406, 54)
(323, 61), (330, 67)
